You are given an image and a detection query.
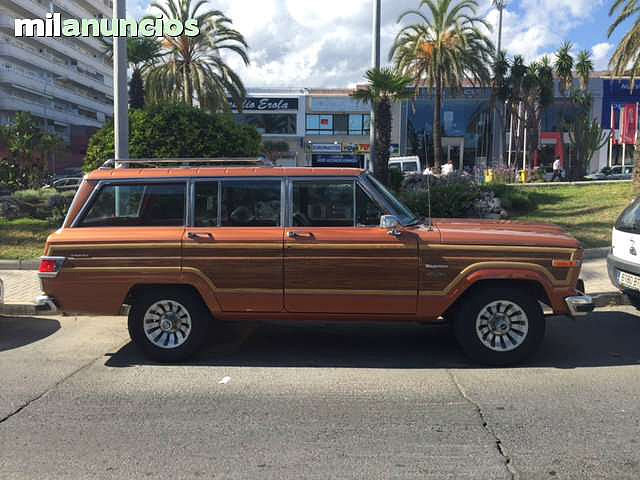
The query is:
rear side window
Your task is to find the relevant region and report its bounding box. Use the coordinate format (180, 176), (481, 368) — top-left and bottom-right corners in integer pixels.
(616, 198), (640, 234)
(79, 183), (186, 227)
(221, 181), (281, 227)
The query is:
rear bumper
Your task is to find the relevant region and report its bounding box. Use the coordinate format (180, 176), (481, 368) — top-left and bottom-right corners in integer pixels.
(35, 295), (59, 314)
(565, 295), (595, 317)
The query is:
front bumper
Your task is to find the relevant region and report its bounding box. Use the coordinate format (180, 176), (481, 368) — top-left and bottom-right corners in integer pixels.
(607, 253), (640, 308)
(35, 295), (59, 314)
(565, 295), (595, 316)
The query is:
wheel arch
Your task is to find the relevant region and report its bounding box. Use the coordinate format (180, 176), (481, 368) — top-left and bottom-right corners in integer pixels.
(124, 282), (221, 315)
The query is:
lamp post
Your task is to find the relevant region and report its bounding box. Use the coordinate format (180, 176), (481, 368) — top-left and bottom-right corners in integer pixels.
(369, 0), (381, 172)
(491, 0), (507, 166)
(113, 0), (128, 163)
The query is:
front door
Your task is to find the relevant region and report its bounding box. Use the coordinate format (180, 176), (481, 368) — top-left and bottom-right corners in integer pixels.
(182, 179), (284, 313)
(284, 179), (419, 315)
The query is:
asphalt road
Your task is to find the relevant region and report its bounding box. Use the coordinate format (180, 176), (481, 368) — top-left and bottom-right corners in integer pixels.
(1, 308), (640, 479)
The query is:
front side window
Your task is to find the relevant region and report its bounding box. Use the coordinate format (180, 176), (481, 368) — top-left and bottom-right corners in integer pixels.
(356, 184), (386, 226)
(194, 181), (219, 227)
(79, 183), (186, 227)
(293, 181), (354, 227)
(221, 181), (281, 227)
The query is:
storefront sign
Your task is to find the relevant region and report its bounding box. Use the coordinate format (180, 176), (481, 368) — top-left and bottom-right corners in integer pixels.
(312, 154), (361, 167)
(229, 97), (299, 112)
(356, 144), (370, 153)
(311, 97), (370, 113)
(311, 143), (342, 153)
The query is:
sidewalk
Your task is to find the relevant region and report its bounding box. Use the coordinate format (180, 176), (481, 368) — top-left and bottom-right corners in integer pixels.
(0, 258), (622, 315)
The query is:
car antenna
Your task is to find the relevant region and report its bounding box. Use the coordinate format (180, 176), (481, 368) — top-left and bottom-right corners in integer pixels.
(426, 169), (434, 231)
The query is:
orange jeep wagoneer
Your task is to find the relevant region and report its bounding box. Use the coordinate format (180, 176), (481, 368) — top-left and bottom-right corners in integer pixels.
(37, 160), (594, 365)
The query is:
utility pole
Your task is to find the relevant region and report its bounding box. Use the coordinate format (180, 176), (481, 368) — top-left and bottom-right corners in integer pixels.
(113, 0), (129, 163)
(491, 0), (507, 166)
(369, 0), (381, 173)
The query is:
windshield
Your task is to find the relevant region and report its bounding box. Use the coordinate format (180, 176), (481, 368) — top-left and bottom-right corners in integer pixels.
(363, 173), (419, 226)
(616, 198), (640, 234)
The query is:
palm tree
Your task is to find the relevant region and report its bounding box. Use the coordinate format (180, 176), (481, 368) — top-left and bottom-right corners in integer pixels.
(145, 0), (249, 112)
(609, 0), (640, 88)
(609, 0), (640, 191)
(555, 41), (574, 97)
(352, 68), (413, 186)
(390, 0), (494, 172)
(575, 50), (594, 92)
(102, 37), (162, 108)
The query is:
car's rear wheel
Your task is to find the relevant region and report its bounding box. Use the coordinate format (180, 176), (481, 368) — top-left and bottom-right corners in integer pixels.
(453, 286), (546, 366)
(128, 288), (210, 363)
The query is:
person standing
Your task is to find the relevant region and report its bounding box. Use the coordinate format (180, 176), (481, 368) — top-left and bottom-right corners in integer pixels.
(442, 159), (454, 176)
(551, 156), (562, 182)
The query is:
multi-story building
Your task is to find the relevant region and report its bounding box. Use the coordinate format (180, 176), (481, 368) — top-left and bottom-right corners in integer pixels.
(0, 0), (113, 173)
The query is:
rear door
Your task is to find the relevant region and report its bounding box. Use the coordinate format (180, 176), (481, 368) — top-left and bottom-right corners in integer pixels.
(182, 178), (284, 313)
(284, 178), (419, 315)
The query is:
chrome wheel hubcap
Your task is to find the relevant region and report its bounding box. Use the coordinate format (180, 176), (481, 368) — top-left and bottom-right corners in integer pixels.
(475, 300), (529, 352)
(143, 300), (192, 349)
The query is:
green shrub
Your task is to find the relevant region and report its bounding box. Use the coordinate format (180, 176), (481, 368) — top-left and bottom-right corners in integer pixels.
(483, 184), (537, 214)
(7, 188), (75, 222)
(84, 104), (262, 171)
(12, 188), (58, 204)
(400, 174), (481, 218)
(389, 169), (405, 193)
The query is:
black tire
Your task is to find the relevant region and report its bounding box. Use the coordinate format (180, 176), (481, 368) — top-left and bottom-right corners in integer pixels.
(453, 286), (546, 366)
(128, 288), (210, 363)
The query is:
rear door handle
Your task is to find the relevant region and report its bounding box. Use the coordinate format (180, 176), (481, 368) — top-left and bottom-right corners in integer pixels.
(187, 232), (214, 241)
(288, 231), (314, 239)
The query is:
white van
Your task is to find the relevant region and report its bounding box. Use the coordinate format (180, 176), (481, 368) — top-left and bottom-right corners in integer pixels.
(608, 197), (640, 308)
(388, 156), (422, 175)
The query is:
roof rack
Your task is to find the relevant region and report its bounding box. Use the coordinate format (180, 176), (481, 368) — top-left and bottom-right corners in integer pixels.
(100, 158), (269, 169)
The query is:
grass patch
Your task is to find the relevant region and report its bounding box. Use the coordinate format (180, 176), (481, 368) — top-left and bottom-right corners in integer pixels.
(510, 183), (635, 248)
(0, 218), (56, 260)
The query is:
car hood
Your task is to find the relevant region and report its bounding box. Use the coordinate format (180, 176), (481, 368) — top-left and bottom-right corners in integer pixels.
(426, 218), (581, 249)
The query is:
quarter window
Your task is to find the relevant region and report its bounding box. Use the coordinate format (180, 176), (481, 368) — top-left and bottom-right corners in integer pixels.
(292, 181), (354, 227)
(79, 183), (186, 227)
(356, 184), (386, 226)
(221, 181), (281, 227)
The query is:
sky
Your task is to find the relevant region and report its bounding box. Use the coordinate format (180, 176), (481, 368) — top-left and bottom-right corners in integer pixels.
(127, 0), (627, 89)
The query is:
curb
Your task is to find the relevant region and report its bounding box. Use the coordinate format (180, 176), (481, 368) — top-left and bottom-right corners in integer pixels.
(0, 303), (39, 316)
(592, 292), (631, 308)
(583, 247), (611, 260)
(0, 260), (40, 271)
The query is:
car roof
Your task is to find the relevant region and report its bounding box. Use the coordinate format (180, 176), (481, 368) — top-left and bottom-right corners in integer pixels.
(85, 167), (366, 181)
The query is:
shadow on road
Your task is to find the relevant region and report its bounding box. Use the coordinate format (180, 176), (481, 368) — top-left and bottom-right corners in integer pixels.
(105, 310), (640, 369)
(0, 316), (60, 352)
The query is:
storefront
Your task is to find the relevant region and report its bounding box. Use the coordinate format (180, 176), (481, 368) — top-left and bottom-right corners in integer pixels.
(231, 91), (306, 166)
(305, 93), (386, 167)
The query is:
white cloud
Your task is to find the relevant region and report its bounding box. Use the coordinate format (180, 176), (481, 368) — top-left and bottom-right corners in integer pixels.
(125, 0), (610, 87)
(592, 42), (614, 70)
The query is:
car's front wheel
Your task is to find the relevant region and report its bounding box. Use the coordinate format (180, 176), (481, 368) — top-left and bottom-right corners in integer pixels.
(128, 288), (210, 363)
(453, 286), (546, 366)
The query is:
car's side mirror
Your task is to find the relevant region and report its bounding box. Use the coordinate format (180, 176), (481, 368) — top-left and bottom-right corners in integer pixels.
(380, 215), (402, 237)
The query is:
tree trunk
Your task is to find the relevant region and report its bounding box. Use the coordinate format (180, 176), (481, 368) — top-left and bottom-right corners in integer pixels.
(375, 98), (392, 186)
(634, 140), (640, 194)
(433, 75), (443, 173)
(184, 65), (193, 106)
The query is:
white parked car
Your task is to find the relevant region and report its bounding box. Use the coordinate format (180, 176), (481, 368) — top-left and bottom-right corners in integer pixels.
(389, 156), (422, 175)
(586, 165), (633, 181)
(608, 197), (640, 309)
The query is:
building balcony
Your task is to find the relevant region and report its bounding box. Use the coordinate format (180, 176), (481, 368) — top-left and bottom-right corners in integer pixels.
(0, 43), (111, 96)
(0, 15), (112, 77)
(0, 68), (113, 115)
(0, 94), (103, 128)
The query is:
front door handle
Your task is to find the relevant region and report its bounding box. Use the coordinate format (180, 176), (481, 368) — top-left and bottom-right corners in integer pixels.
(288, 231), (314, 239)
(187, 232), (214, 241)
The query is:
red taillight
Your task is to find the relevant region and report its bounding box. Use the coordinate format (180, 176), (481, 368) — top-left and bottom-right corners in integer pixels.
(38, 257), (65, 277)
